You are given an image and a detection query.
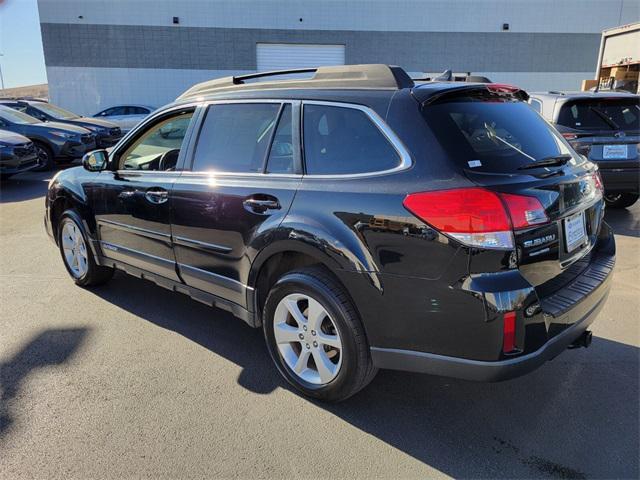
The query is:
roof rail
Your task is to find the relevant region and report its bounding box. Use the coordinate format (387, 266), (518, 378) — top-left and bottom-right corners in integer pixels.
(177, 64), (414, 100)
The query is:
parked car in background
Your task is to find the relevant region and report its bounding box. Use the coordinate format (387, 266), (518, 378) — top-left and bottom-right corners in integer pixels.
(93, 105), (155, 133)
(529, 91), (640, 208)
(0, 130), (39, 178)
(46, 65), (614, 402)
(0, 105), (96, 171)
(0, 99), (123, 148)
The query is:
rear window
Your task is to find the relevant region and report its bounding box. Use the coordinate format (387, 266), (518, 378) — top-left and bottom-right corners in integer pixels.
(422, 93), (574, 172)
(557, 98), (640, 131)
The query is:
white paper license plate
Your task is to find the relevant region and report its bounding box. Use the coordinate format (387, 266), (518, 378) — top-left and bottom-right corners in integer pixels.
(564, 210), (587, 252)
(603, 144), (628, 159)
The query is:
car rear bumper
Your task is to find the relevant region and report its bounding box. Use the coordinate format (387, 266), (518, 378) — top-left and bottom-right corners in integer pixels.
(599, 166), (640, 194)
(370, 226), (615, 382)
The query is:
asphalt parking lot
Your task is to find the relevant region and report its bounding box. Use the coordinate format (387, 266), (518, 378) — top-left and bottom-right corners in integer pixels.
(1, 169), (638, 480)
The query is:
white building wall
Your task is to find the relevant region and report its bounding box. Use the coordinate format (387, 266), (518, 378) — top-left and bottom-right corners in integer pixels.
(37, 0), (640, 114)
(38, 0), (638, 33)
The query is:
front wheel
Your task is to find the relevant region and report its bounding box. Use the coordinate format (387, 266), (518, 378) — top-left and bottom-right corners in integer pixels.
(32, 142), (55, 172)
(58, 212), (114, 286)
(263, 267), (377, 402)
(604, 193), (639, 209)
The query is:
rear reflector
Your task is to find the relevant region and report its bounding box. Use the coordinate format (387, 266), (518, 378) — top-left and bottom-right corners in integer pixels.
(402, 188), (548, 250)
(503, 311), (517, 353)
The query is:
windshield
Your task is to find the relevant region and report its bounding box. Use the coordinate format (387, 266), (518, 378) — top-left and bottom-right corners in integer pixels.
(422, 94), (575, 172)
(0, 106), (40, 125)
(33, 102), (79, 120)
(557, 98), (640, 131)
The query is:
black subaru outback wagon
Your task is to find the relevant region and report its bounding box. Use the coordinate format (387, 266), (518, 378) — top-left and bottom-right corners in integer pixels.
(45, 65), (615, 401)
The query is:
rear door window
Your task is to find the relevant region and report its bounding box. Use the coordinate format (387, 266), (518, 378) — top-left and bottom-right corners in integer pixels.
(266, 104), (294, 174)
(422, 93), (574, 172)
(303, 104), (400, 175)
(557, 99), (640, 131)
(192, 103), (280, 173)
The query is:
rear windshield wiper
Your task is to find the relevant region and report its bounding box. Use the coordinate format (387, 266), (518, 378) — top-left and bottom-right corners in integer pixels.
(518, 154), (572, 170)
(589, 106), (620, 130)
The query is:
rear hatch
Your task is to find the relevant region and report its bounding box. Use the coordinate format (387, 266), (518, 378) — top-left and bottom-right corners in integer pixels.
(414, 84), (605, 294)
(555, 97), (640, 166)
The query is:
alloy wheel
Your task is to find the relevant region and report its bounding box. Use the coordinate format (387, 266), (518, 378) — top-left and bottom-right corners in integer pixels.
(35, 144), (49, 166)
(273, 293), (343, 385)
(61, 221), (88, 278)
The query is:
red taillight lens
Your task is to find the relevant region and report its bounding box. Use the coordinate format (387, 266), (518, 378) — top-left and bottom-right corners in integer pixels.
(593, 171), (604, 193)
(486, 83), (521, 94)
(403, 188), (549, 249)
(403, 188), (510, 233)
(499, 193), (549, 229)
(503, 311), (517, 353)
(562, 133), (579, 140)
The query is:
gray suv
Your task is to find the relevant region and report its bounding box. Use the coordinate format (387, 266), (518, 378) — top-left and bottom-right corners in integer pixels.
(529, 91), (639, 208)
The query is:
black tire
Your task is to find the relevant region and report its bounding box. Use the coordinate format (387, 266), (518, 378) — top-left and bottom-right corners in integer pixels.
(263, 266), (377, 402)
(604, 193), (639, 209)
(32, 141), (55, 172)
(58, 211), (114, 287)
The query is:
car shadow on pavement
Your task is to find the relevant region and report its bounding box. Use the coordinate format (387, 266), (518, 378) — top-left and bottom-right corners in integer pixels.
(0, 328), (89, 438)
(88, 273), (639, 479)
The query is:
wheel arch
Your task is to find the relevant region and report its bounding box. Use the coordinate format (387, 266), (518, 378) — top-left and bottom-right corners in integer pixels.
(248, 235), (382, 329)
(48, 184), (99, 258)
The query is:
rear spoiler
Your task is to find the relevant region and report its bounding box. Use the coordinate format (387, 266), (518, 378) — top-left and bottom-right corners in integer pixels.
(414, 83), (529, 106)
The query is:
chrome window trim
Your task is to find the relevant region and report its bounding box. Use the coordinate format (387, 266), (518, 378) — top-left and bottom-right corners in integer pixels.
(176, 170), (302, 179)
(109, 101), (201, 169)
(300, 100), (413, 179)
(177, 98), (412, 180)
(186, 99), (300, 176)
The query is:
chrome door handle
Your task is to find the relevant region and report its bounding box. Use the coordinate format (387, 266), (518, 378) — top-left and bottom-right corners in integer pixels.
(144, 189), (169, 204)
(243, 196), (281, 213)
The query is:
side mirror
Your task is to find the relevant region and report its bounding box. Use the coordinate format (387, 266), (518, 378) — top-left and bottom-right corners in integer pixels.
(83, 149), (108, 172)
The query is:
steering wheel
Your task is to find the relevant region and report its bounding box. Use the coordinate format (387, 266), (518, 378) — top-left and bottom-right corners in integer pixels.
(158, 149), (180, 171)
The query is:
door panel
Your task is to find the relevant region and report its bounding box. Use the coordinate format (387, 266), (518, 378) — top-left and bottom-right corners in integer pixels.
(95, 171), (180, 280)
(95, 107), (197, 280)
(171, 174), (300, 306)
(170, 100), (301, 307)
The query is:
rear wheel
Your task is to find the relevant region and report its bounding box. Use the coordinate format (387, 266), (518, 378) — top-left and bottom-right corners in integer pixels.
(263, 267), (377, 402)
(58, 212), (114, 286)
(32, 142), (55, 172)
(604, 193), (639, 209)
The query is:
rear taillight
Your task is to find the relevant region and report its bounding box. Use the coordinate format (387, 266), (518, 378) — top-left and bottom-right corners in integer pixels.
(562, 133), (579, 140)
(403, 188), (549, 250)
(486, 83), (521, 94)
(499, 193), (549, 228)
(502, 311), (517, 353)
(593, 171), (604, 194)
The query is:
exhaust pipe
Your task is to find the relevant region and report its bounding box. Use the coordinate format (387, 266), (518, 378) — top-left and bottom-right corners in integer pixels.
(568, 330), (593, 349)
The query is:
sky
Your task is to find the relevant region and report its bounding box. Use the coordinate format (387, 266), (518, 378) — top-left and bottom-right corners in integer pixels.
(0, 0), (48, 89)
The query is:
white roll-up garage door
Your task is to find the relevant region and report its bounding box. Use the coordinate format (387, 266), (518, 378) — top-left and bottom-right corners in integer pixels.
(256, 43), (346, 72)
